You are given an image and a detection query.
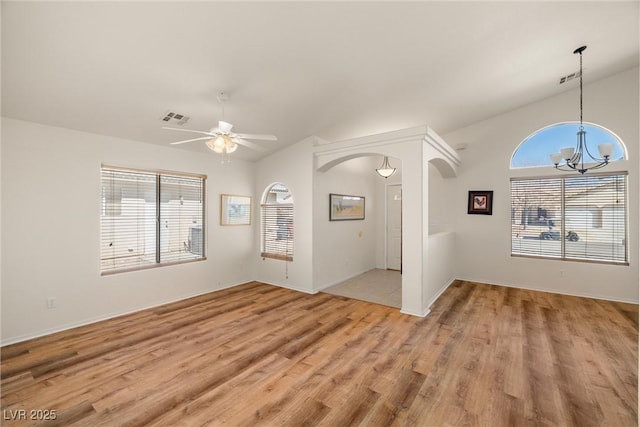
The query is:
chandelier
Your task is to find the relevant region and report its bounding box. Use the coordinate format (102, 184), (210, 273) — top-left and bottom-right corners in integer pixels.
(550, 46), (613, 174)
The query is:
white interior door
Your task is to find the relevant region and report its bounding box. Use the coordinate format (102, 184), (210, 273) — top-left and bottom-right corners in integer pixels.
(386, 184), (402, 271)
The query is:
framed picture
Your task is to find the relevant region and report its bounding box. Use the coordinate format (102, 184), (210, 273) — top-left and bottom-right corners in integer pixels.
(220, 194), (252, 225)
(330, 193), (365, 221)
(467, 190), (493, 215)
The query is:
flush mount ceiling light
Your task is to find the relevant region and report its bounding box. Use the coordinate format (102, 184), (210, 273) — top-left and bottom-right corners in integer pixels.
(376, 156), (396, 178)
(550, 46), (613, 174)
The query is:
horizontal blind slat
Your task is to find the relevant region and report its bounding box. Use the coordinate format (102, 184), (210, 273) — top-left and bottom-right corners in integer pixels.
(159, 175), (205, 262)
(261, 203), (293, 260)
(511, 174), (626, 263)
(101, 167), (205, 274)
(563, 174), (626, 262)
(511, 178), (563, 258)
(100, 168), (157, 271)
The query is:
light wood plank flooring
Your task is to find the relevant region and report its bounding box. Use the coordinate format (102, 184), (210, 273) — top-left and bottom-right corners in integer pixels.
(1, 280), (637, 426)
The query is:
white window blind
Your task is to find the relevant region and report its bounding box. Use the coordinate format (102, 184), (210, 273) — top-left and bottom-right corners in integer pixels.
(159, 174), (205, 263)
(564, 174), (627, 262)
(511, 178), (563, 258)
(101, 166), (205, 274)
(261, 183), (293, 261)
(511, 173), (627, 264)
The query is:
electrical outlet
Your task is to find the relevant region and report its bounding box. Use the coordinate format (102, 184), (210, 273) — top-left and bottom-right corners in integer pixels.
(46, 297), (56, 309)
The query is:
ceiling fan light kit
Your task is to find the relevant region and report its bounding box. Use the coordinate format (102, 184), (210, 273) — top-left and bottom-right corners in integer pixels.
(206, 134), (238, 154)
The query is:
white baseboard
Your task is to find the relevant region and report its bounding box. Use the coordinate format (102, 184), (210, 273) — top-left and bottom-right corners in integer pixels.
(400, 307), (431, 317)
(455, 276), (639, 305)
(256, 279), (318, 295)
(400, 276), (456, 318)
(427, 277), (457, 308)
(0, 279), (250, 346)
(9, 274), (629, 347)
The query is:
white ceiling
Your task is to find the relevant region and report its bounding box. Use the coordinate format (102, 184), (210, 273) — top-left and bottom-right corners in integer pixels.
(2, 1), (639, 161)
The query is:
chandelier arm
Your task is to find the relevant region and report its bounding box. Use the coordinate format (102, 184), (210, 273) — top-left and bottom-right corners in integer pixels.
(582, 147), (608, 163)
(557, 158), (608, 174)
(555, 165), (575, 172)
(590, 161), (610, 170)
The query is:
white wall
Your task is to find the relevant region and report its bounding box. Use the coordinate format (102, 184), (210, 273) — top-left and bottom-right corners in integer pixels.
(426, 231), (456, 308)
(428, 160), (454, 234)
(313, 156), (378, 288)
(444, 67), (639, 303)
(1, 118), (256, 344)
(424, 161), (456, 310)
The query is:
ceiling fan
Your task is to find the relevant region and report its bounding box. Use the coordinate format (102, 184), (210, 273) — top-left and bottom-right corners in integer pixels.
(163, 93), (277, 154)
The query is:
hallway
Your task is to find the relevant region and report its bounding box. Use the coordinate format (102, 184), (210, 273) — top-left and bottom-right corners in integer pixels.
(322, 269), (401, 308)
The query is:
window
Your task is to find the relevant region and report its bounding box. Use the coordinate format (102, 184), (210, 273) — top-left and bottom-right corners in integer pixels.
(101, 166), (206, 274)
(261, 183), (293, 261)
(511, 173), (627, 264)
(511, 122), (626, 169)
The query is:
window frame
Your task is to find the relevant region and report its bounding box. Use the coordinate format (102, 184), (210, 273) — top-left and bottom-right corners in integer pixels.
(510, 171), (628, 265)
(100, 164), (207, 275)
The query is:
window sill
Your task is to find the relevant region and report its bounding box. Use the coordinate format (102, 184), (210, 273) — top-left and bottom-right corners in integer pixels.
(511, 253), (628, 266)
(101, 257), (207, 276)
(261, 253), (293, 262)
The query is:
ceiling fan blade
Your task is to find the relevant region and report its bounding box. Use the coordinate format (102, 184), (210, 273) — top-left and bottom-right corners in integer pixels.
(234, 133), (278, 141)
(170, 136), (211, 145)
(162, 126), (216, 137)
(234, 138), (268, 152)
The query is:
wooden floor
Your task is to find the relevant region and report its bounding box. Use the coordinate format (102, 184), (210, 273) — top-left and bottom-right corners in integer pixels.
(1, 280), (637, 426)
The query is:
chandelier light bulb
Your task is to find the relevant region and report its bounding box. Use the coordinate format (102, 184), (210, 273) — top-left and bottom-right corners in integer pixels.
(560, 147), (575, 161)
(598, 143), (614, 158)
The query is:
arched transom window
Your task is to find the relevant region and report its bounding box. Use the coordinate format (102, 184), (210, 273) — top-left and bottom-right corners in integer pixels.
(511, 122), (626, 169)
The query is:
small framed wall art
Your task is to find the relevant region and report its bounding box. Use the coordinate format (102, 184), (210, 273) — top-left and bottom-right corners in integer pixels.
(467, 190), (493, 215)
(220, 194), (252, 225)
(329, 193), (365, 221)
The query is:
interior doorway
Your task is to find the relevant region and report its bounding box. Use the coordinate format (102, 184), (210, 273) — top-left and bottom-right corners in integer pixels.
(386, 184), (402, 271)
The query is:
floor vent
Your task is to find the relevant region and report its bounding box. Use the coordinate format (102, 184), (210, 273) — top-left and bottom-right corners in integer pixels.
(160, 111), (190, 125)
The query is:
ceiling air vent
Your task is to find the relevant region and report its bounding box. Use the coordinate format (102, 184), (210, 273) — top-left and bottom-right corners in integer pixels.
(559, 70), (581, 85)
(160, 111), (190, 125)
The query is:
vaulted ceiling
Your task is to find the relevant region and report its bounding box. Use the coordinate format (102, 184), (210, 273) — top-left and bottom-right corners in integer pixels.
(2, 2), (639, 161)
